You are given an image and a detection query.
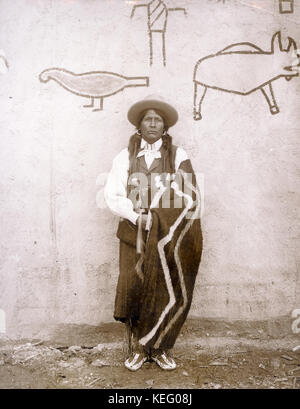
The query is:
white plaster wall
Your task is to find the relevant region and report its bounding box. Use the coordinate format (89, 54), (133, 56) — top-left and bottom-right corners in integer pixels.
(0, 0), (299, 337)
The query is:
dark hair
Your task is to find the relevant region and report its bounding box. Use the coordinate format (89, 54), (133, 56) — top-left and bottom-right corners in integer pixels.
(128, 132), (142, 175)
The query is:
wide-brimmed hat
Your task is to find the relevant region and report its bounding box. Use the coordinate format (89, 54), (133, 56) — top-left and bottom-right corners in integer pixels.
(127, 94), (178, 128)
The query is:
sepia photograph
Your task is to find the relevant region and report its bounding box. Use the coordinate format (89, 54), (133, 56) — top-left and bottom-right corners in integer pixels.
(0, 0), (299, 396)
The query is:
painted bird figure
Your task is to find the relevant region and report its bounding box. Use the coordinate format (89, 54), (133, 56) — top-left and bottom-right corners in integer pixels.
(39, 68), (149, 111)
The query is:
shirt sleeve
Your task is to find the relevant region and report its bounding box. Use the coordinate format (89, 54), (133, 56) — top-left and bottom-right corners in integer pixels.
(175, 147), (189, 171)
(104, 148), (139, 225)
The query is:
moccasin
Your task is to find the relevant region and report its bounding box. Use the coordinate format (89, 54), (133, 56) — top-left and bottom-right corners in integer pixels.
(151, 350), (176, 370)
(125, 352), (148, 371)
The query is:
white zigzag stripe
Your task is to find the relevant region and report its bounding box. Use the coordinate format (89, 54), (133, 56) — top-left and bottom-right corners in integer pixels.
(139, 178), (194, 346)
(154, 179), (201, 348)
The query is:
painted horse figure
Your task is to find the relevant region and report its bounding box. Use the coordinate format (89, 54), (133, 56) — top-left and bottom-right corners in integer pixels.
(193, 32), (300, 120)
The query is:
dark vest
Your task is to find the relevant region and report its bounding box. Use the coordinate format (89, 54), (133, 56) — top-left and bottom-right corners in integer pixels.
(127, 144), (177, 210)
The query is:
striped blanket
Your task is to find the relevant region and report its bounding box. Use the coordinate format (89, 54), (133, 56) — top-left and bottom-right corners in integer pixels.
(134, 168), (203, 350)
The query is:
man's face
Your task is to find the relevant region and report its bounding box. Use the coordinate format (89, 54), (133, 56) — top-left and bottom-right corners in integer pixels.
(140, 109), (165, 143)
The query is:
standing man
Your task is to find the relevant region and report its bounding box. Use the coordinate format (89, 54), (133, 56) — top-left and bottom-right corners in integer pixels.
(104, 95), (203, 371)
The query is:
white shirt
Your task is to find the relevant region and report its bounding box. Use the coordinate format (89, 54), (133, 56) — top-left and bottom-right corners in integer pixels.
(104, 138), (188, 225)
(137, 138), (162, 169)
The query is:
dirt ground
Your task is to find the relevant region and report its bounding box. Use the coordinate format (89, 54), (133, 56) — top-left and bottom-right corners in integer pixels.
(0, 319), (300, 389)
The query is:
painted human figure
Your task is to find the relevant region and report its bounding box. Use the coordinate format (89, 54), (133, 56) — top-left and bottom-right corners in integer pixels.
(131, 0), (186, 66)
